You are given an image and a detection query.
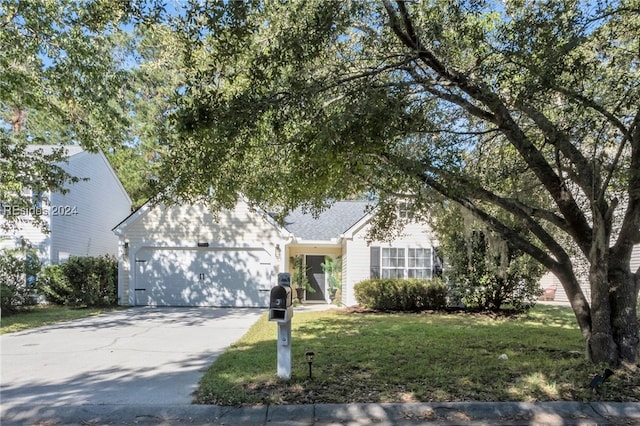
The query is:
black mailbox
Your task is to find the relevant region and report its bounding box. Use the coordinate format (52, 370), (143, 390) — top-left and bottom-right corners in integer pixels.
(270, 285), (292, 309)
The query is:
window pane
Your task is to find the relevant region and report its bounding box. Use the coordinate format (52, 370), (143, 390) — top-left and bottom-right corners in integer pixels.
(382, 269), (404, 278)
(409, 269), (431, 279)
(392, 269), (404, 278)
(382, 248), (405, 278)
(407, 248), (432, 279)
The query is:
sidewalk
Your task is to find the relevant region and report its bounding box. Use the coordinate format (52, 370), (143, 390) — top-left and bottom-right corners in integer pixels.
(2, 401), (639, 425)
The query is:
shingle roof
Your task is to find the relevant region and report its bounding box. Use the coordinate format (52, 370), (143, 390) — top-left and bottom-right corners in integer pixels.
(27, 144), (84, 157)
(284, 201), (371, 241)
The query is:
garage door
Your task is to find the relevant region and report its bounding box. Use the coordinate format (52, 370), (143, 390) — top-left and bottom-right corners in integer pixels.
(134, 248), (273, 307)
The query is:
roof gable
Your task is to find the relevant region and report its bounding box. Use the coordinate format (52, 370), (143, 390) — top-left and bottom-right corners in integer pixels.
(284, 201), (371, 241)
(113, 197), (289, 238)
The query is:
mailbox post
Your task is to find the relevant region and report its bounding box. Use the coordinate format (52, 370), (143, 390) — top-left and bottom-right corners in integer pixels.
(269, 273), (293, 379)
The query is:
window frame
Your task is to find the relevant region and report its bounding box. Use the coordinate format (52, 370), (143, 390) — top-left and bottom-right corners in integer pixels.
(407, 247), (432, 279)
(379, 246), (433, 279)
(381, 247), (406, 278)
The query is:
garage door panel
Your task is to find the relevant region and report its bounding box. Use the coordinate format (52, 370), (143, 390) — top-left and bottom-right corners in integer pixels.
(135, 248), (272, 307)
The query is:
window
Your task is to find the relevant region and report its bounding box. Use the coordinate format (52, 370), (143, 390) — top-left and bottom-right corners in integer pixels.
(382, 248), (405, 278)
(373, 247), (433, 279)
(408, 248), (432, 279)
(398, 201), (411, 220)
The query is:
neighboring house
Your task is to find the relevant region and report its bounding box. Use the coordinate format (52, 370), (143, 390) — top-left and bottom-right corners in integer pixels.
(0, 145), (132, 265)
(113, 200), (441, 307)
(539, 244), (640, 303)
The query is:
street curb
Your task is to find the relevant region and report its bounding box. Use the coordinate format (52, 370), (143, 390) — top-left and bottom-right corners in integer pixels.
(1, 402), (639, 425)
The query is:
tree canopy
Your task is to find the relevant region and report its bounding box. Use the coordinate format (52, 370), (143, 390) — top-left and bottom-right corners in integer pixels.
(0, 0), (167, 228)
(1, 0), (637, 366)
(157, 0), (639, 366)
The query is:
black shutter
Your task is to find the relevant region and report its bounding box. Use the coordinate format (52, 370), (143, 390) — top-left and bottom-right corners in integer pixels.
(370, 246), (380, 279)
(433, 247), (443, 277)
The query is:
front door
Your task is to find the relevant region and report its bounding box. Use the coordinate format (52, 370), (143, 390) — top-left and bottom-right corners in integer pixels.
(305, 255), (326, 301)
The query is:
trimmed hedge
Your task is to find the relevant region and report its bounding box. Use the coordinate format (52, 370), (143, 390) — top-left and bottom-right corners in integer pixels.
(39, 255), (118, 307)
(354, 278), (447, 311)
(0, 249), (41, 313)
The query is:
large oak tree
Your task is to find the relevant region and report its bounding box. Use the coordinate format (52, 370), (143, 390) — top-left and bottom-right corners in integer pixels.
(159, 0), (639, 366)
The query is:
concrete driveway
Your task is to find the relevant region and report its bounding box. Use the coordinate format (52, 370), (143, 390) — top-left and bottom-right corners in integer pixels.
(0, 307), (263, 411)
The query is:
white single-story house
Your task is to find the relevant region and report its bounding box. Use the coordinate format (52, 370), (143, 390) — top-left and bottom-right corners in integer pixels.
(0, 146), (132, 265)
(113, 200), (441, 307)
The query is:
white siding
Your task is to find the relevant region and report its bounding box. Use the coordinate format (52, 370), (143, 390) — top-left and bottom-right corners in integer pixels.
(343, 220), (437, 306)
(538, 272), (570, 302)
(539, 244), (640, 304)
(0, 201), (52, 262)
(340, 240), (348, 306)
(631, 244), (640, 273)
(116, 200), (286, 305)
(1, 149), (130, 265)
(49, 151), (131, 263)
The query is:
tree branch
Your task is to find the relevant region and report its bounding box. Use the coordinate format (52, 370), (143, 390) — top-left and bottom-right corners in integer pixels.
(381, 0), (595, 258)
(516, 100), (599, 200)
(380, 151), (571, 271)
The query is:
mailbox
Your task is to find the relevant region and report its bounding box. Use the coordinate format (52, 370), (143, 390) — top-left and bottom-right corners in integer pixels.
(269, 306), (293, 323)
(270, 285), (292, 309)
(269, 285), (293, 323)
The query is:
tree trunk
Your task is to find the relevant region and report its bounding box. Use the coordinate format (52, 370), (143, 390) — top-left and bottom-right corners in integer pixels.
(587, 215), (619, 365)
(609, 247), (639, 365)
(553, 233), (638, 366)
(552, 264), (592, 341)
(588, 267), (619, 365)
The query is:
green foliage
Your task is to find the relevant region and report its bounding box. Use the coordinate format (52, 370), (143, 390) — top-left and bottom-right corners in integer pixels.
(1, 1), (173, 221)
(39, 255), (118, 307)
(38, 265), (72, 305)
(104, 23), (185, 207)
(354, 278), (447, 311)
(0, 249), (41, 313)
(434, 205), (544, 312)
(289, 255), (313, 293)
(1, 1), (135, 229)
(321, 256), (342, 292)
(155, 0), (640, 363)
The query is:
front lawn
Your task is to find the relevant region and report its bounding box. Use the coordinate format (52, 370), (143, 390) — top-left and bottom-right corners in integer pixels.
(0, 305), (121, 334)
(195, 305), (640, 405)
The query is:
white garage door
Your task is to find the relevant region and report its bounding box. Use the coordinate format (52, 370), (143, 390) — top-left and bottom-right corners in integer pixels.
(134, 248), (273, 307)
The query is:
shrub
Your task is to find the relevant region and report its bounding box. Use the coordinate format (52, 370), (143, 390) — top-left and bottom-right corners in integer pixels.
(39, 255), (118, 307)
(446, 255), (542, 312)
(354, 278), (447, 311)
(0, 249), (41, 313)
(434, 206), (543, 312)
(38, 264), (72, 305)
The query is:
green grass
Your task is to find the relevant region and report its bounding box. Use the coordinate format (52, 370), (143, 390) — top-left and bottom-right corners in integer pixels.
(195, 305), (640, 405)
(0, 305), (122, 334)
